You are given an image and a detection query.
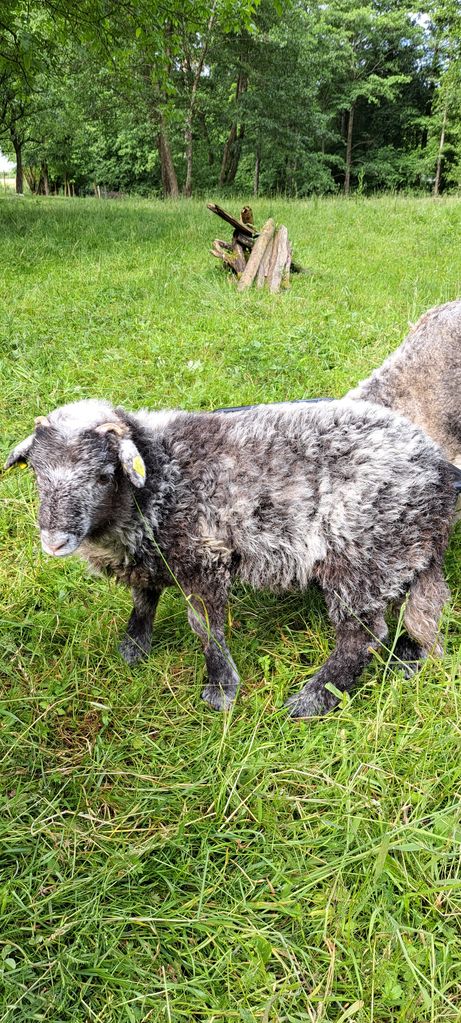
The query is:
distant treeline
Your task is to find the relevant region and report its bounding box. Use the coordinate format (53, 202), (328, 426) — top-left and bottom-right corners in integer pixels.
(1, 1), (461, 198)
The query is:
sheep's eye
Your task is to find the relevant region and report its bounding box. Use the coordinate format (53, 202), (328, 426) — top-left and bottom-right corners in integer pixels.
(98, 471), (112, 485)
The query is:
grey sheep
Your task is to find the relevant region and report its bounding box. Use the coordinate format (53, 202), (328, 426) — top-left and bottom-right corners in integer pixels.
(5, 397), (460, 717)
(347, 299), (461, 464)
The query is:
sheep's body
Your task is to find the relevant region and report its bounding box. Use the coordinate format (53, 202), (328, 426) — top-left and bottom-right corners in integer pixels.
(6, 397), (459, 716)
(347, 300), (461, 463)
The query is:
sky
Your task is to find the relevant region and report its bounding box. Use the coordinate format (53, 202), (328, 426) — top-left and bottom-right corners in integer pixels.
(0, 150), (15, 172)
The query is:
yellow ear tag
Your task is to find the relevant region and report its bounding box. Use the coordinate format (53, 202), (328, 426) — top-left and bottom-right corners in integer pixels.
(133, 455), (145, 479)
(2, 461), (27, 474)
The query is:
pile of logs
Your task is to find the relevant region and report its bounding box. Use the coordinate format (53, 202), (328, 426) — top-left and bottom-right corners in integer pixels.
(208, 203), (303, 293)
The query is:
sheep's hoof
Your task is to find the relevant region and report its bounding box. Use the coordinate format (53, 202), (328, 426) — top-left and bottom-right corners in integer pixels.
(388, 636), (425, 678)
(201, 682), (236, 712)
(119, 634), (150, 665)
(285, 681), (337, 718)
(389, 658), (421, 680)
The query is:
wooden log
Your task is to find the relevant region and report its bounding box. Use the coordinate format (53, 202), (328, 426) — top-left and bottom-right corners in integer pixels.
(211, 240), (228, 258)
(231, 238), (246, 274)
(256, 237), (273, 288)
(234, 230), (307, 271)
(237, 218), (275, 292)
(211, 245), (228, 263)
(207, 202), (256, 237)
(211, 241), (237, 271)
(212, 252), (232, 270)
(211, 239), (246, 274)
(207, 200), (311, 276)
(282, 240), (292, 289)
(265, 228), (280, 286)
(240, 205), (254, 227)
(269, 225), (289, 293)
(233, 230), (254, 251)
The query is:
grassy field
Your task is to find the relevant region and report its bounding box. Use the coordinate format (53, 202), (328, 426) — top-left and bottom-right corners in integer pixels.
(1, 193), (461, 1023)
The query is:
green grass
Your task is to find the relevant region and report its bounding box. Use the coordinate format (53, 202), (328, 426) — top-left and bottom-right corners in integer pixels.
(1, 193), (461, 1022)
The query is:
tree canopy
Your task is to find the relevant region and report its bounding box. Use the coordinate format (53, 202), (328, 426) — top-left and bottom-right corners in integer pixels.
(1, 0), (461, 197)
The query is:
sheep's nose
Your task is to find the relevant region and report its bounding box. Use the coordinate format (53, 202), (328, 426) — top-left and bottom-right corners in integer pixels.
(40, 530), (78, 557)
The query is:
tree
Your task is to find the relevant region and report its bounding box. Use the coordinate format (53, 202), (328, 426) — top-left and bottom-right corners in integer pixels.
(422, 0), (461, 194)
(2, 0), (461, 199)
(318, 1), (420, 194)
(0, 2), (53, 191)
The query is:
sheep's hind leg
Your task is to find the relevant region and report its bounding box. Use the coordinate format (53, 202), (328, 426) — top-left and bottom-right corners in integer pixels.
(286, 614), (387, 718)
(388, 561), (449, 677)
(119, 585), (162, 665)
(403, 560), (449, 659)
(187, 598), (240, 711)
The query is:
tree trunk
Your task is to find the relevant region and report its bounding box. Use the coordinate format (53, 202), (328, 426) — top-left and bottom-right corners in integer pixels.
(433, 104), (448, 197)
(25, 166), (37, 193)
(225, 126), (245, 185)
(42, 164), (49, 195)
(183, 2), (216, 198)
(344, 101), (355, 196)
(36, 166), (47, 195)
(220, 123), (237, 186)
(199, 111), (214, 166)
(184, 111), (194, 198)
(157, 119), (179, 198)
(219, 71), (247, 186)
(254, 146), (261, 197)
(12, 135), (23, 194)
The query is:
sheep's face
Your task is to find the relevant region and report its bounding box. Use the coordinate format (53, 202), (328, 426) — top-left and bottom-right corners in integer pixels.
(5, 406), (146, 558)
(29, 426), (122, 556)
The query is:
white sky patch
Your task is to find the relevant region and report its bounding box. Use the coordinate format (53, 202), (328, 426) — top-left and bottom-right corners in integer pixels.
(412, 13), (430, 27)
(0, 150), (14, 172)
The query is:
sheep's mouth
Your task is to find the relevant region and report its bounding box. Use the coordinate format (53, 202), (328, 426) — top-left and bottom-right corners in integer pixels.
(40, 534), (81, 557)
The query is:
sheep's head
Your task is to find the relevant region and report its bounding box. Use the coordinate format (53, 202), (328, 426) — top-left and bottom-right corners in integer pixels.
(5, 400), (146, 557)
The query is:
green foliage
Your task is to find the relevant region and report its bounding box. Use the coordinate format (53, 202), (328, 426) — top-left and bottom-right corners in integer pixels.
(2, 3), (461, 192)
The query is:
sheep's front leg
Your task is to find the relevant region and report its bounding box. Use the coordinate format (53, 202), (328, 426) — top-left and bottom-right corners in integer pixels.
(286, 614), (387, 718)
(119, 584), (163, 665)
(187, 597), (240, 711)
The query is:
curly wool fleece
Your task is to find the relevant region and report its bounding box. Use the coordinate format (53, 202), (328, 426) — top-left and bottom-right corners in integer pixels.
(6, 397), (459, 716)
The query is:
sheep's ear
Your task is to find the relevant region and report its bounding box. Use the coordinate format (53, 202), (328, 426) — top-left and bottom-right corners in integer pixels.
(95, 421), (146, 488)
(95, 421), (125, 438)
(4, 434), (35, 470)
(119, 438), (146, 488)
